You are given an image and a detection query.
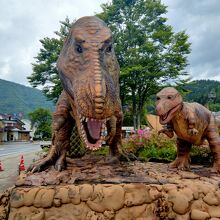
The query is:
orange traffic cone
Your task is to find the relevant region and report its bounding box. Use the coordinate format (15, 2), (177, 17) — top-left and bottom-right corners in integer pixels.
(0, 161), (4, 171)
(19, 155), (25, 171)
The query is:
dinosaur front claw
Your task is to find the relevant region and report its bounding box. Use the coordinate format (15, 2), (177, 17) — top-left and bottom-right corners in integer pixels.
(28, 156), (66, 173)
(27, 161), (47, 173)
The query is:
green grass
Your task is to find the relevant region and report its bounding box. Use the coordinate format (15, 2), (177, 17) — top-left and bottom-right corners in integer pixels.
(137, 145), (176, 162)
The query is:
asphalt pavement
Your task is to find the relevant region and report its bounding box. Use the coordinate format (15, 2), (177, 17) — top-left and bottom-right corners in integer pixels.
(0, 141), (50, 158)
(0, 141), (50, 192)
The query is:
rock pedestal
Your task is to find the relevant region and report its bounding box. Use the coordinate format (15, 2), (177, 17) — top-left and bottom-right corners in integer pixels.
(1, 156), (220, 220)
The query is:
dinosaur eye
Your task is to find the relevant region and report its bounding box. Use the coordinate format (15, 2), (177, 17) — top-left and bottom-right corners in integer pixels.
(167, 96), (172, 99)
(76, 44), (83, 53)
(156, 97), (160, 101)
(106, 45), (112, 53)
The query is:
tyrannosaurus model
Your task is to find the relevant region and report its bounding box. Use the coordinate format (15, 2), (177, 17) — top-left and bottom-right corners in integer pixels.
(156, 87), (220, 173)
(29, 16), (123, 172)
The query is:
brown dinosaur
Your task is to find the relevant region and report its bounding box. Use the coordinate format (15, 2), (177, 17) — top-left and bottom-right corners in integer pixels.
(156, 87), (220, 173)
(29, 16), (123, 172)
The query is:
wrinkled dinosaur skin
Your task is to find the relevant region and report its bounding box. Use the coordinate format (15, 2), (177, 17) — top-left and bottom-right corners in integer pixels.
(29, 16), (123, 172)
(156, 87), (220, 173)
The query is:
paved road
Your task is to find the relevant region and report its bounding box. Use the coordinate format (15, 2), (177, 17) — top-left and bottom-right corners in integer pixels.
(0, 141), (51, 192)
(0, 141), (50, 158)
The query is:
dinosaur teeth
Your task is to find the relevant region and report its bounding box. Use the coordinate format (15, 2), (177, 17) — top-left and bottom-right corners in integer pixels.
(79, 116), (105, 151)
(85, 139), (102, 151)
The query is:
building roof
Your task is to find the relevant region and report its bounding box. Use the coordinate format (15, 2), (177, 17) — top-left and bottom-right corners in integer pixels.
(146, 114), (163, 131)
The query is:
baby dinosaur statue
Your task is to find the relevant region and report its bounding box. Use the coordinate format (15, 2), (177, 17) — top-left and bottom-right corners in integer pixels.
(29, 16), (123, 172)
(156, 87), (220, 173)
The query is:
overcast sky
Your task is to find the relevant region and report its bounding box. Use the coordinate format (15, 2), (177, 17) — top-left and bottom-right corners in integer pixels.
(0, 0), (220, 87)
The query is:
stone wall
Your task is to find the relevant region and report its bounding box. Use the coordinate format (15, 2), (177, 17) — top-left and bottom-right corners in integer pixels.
(0, 189), (10, 220)
(5, 181), (220, 220)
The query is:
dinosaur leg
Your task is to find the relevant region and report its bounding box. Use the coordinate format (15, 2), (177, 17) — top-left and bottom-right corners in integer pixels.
(28, 91), (73, 172)
(106, 113), (134, 162)
(206, 117), (220, 173)
(106, 116), (119, 156)
(105, 114), (122, 163)
(106, 116), (120, 156)
(169, 138), (192, 170)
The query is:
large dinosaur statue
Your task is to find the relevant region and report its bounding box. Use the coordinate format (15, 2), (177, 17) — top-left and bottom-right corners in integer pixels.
(156, 87), (220, 173)
(29, 16), (123, 172)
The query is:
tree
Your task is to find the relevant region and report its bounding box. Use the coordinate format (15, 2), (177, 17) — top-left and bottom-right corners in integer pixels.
(28, 108), (52, 139)
(97, 0), (191, 129)
(172, 76), (193, 97)
(28, 1), (191, 129)
(28, 17), (72, 103)
(183, 80), (220, 112)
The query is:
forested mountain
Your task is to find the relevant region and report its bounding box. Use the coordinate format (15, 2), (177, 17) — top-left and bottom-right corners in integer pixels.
(184, 80), (220, 111)
(0, 79), (54, 117)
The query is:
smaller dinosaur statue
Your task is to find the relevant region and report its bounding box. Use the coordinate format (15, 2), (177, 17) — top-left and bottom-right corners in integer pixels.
(156, 87), (220, 173)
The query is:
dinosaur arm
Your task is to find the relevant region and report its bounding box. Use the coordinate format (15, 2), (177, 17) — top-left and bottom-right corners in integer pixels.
(158, 122), (174, 138)
(186, 108), (198, 136)
(28, 91), (73, 172)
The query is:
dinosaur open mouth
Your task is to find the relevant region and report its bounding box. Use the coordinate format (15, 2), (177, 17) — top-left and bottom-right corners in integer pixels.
(161, 113), (169, 121)
(159, 104), (181, 124)
(79, 115), (108, 151)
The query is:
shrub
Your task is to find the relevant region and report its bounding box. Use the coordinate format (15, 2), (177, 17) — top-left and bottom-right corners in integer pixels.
(90, 146), (109, 156)
(136, 131), (176, 162)
(121, 129), (213, 165)
(121, 129), (176, 162)
(121, 128), (151, 153)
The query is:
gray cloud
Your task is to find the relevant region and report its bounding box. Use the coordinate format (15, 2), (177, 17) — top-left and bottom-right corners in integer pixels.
(0, 0), (105, 86)
(162, 0), (220, 81)
(0, 0), (220, 86)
